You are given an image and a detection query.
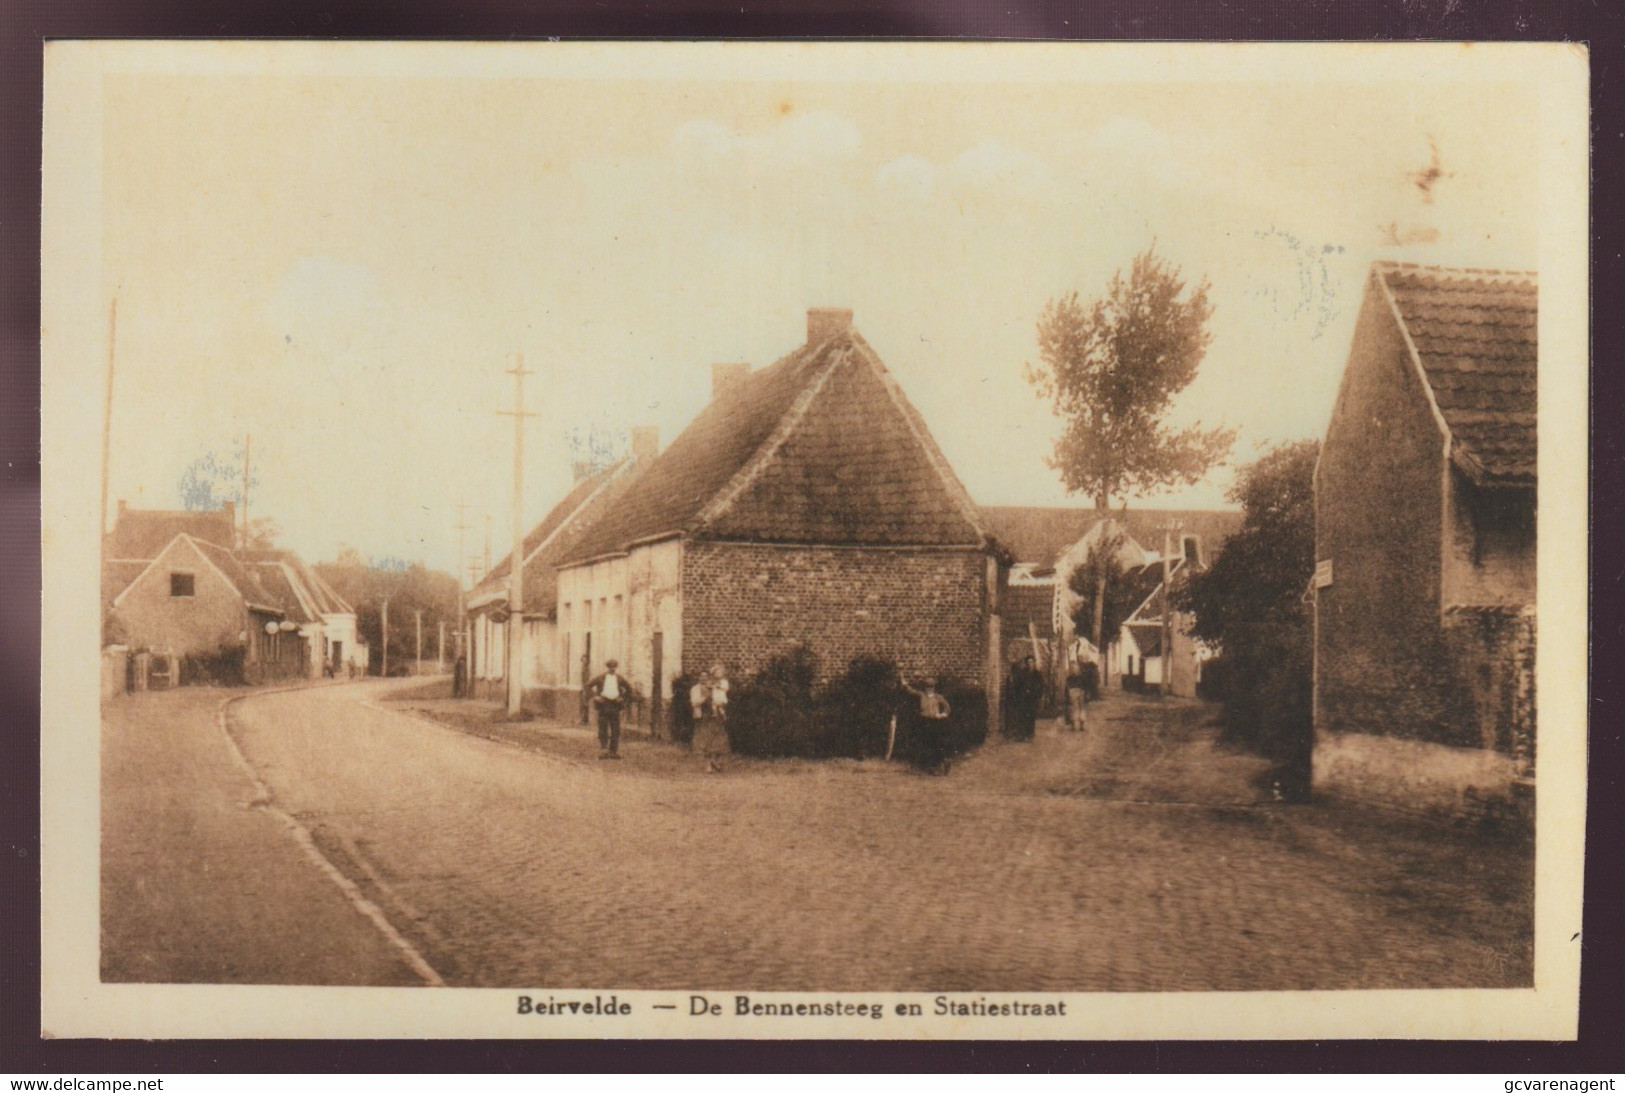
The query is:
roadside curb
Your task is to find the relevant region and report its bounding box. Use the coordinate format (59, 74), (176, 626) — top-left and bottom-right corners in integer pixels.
(216, 683), (447, 987)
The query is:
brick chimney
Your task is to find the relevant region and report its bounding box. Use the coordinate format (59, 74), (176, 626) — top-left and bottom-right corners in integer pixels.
(807, 307), (853, 347)
(631, 425), (659, 463)
(712, 362), (750, 400)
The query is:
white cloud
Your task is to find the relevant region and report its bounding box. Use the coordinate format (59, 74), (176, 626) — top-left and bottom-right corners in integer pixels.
(875, 154), (935, 203)
(1078, 116), (1183, 184)
(950, 139), (1048, 194)
(670, 109), (861, 171)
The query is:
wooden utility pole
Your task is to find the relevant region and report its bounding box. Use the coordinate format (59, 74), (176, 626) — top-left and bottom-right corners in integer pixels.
(497, 353), (538, 717)
(437, 620), (445, 673)
(414, 608), (423, 676)
(241, 434), (252, 550)
(381, 596), (389, 678)
(1158, 524), (1183, 698)
(100, 297), (117, 538)
(453, 500), (470, 659)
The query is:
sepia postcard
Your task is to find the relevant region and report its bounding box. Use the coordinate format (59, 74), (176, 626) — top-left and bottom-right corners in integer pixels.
(40, 40), (1589, 1040)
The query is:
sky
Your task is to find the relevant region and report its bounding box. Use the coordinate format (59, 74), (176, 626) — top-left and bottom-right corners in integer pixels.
(97, 47), (1542, 578)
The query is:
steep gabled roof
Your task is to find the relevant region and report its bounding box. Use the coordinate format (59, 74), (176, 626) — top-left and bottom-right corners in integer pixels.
(112, 534), (283, 617)
(1375, 263), (1537, 488)
(558, 326), (988, 563)
(471, 458), (643, 614)
(249, 561), (320, 625)
(244, 549), (354, 616)
(980, 506), (1243, 569)
(106, 505), (236, 560)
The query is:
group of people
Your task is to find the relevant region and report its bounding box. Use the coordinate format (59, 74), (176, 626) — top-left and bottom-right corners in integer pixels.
(1003, 652), (1100, 740)
(586, 658), (732, 766)
(582, 650), (1099, 766)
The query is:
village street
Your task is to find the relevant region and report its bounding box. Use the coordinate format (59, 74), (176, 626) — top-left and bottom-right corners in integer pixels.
(103, 679), (1533, 992)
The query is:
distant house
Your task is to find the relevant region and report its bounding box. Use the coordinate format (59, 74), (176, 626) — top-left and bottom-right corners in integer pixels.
(244, 548), (362, 678)
(979, 506), (1241, 695)
(465, 440), (651, 717)
(550, 308), (1009, 732)
(104, 530), (299, 684)
(1313, 263), (1536, 815)
(103, 500), (349, 686)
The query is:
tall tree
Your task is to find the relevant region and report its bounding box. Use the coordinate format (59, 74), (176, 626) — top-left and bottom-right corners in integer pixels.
(1176, 440), (1317, 793)
(1027, 247), (1235, 655)
(1065, 529), (1139, 660)
(1179, 440), (1318, 649)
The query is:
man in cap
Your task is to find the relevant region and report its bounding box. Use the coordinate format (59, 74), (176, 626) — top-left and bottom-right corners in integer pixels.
(586, 658), (631, 759)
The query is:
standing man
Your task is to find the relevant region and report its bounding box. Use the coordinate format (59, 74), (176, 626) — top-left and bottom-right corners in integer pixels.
(586, 658), (630, 760)
(1006, 655), (1043, 742)
(899, 672), (953, 773)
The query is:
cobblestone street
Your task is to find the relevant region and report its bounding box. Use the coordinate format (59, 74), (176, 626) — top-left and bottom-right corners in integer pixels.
(108, 679), (1533, 991)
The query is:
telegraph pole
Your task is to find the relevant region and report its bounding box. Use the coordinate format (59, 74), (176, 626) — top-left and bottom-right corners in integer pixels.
(437, 620), (445, 673)
(100, 297), (117, 538)
(381, 596), (390, 678)
(497, 353), (538, 717)
(414, 608), (423, 676)
(241, 434), (251, 550)
(453, 500), (470, 691)
(1158, 523), (1183, 699)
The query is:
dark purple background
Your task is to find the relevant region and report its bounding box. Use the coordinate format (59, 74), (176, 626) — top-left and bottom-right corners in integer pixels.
(3, 0), (1619, 1075)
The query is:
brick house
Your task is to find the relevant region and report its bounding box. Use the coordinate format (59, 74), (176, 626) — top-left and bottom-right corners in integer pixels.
(103, 500), (349, 685)
(551, 308), (1009, 732)
(465, 440), (651, 718)
(979, 506), (1241, 695)
(1312, 263), (1536, 814)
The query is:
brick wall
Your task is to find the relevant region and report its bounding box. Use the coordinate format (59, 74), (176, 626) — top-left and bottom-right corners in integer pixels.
(1440, 606), (1536, 765)
(1315, 281), (1458, 744)
(1443, 472), (1536, 607)
(681, 541), (989, 685)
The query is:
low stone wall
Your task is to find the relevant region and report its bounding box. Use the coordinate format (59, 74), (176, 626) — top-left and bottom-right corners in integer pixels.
(1314, 730), (1531, 825)
(101, 648), (129, 700)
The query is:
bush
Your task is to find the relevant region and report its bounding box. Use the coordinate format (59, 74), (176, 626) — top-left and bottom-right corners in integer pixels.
(727, 644), (824, 758)
(724, 647), (989, 767)
(1214, 614), (1312, 800)
(1196, 656), (1230, 702)
(181, 644), (248, 686)
(820, 655), (904, 759)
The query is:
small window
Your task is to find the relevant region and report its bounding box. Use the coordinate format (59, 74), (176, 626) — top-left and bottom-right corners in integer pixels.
(170, 572), (195, 597)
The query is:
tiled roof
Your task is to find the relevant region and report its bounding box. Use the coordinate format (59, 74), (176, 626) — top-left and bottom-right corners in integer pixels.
(558, 327), (986, 563)
(101, 560), (148, 606)
(113, 534), (283, 616)
(980, 506), (1243, 568)
(249, 561), (319, 625)
(1003, 583), (1056, 640)
(244, 549), (355, 616)
(1377, 263), (1537, 488)
(190, 537), (282, 615)
(472, 459), (640, 615)
(1126, 621), (1165, 658)
(106, 506), (236, 560)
